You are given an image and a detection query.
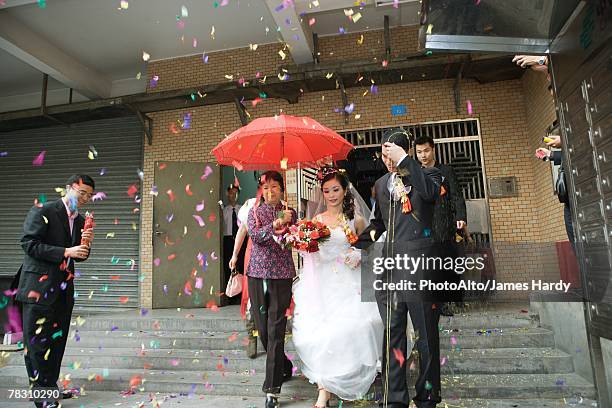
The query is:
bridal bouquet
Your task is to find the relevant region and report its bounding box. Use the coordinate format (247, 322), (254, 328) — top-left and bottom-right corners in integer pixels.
(276, 220), (331, 253)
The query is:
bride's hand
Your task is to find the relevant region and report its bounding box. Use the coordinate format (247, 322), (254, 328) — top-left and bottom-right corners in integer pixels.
(344, 249), (361, 268)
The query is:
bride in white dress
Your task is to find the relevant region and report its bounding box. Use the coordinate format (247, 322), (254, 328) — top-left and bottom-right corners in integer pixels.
(292, 167), (383, 407)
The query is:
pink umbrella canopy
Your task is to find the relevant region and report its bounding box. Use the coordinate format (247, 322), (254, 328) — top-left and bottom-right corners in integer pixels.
(212, 114), (354, 170)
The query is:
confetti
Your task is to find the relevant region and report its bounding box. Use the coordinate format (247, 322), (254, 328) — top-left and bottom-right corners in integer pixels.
(37, 0), (46, 8)
(193, 215), (206, 227)
(142, 51), (150, 62)
(309, 18), (316, 26)
(167, 189), (175, 202)
(27, 291), (41, 302)
(201, 165), (213, 180)
(195, 277), (203, 289)
(92, 192), (107, 201)
(120, 0), (128, 10)
(393, 348), (405, 367)
(185, 184), (193, 196)
(344, 103), (355, 114)
(105, 233), (115, 239)
(150, 75), (159, 88)
(352, 12), (362, 23)
(127, 184), (138, 197)
(278, 50), (287, 60)
(210, 26), (215, 39)
(32, 151), (46, 166)
(202, 53), (209, 63)
(467, 100), (473, 115)
(357, 35), (364, 45)
(129, 375), (142, 388)
(249, 43), (258, 51)
(192, 37), (198, 47)
(42, 216), (48, 224)
(181, 5), (188, 17)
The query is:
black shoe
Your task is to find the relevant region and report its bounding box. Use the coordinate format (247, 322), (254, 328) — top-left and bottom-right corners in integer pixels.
(35, 402), (59, 408)
(62, 390), (75, 399)
(283, 361), (293, 383)
(265, 395), (279, 408)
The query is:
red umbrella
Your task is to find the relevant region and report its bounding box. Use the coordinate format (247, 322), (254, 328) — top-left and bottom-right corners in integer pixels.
(212, 114), (353, 171)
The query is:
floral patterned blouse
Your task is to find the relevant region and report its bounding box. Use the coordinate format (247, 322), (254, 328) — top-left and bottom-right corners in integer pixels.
(247, 201), (297, 280)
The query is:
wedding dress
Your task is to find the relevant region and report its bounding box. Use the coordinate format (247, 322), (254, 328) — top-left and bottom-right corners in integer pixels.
(292, 217), (383, 400)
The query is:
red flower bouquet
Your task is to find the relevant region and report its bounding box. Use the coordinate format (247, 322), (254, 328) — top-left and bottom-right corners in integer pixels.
(278, 219), (331, 253)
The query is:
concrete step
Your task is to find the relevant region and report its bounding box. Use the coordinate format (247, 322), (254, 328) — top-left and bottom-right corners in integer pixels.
(68, 306), (538, 333)
(0, 390), (598, 408)
(60, 326), (555, 350)
(3, 347), (570, 375)
(0, 365), (595, 400)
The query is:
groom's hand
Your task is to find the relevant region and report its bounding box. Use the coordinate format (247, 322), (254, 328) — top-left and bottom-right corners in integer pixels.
(383, 142), (408, 166)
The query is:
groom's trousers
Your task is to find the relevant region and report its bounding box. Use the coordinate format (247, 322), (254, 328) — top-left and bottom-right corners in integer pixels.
(248, 277), (293, 394)
(376, 290), (442, 408)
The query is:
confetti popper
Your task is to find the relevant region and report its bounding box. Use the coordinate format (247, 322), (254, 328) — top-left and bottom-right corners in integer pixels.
(80, 212), (95, 247)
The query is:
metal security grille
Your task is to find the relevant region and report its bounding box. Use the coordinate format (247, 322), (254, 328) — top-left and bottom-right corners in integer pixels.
(0, 116), (143, 309)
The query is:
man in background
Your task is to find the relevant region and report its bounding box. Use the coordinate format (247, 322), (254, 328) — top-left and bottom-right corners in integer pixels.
(222, 184), (244, 305)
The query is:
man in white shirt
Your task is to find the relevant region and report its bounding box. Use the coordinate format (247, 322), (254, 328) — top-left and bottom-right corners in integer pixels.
(222, 184), (243, 305)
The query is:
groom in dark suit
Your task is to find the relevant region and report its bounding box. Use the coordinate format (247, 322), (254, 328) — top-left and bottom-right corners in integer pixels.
(355, 129), (443, 408)
(16, 174), (95, 408)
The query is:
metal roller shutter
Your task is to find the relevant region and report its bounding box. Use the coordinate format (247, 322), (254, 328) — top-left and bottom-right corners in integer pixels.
(0, 116), (143, 309)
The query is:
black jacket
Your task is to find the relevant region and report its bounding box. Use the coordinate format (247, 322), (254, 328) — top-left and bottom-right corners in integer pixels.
(430, 163), (467, 243)
(436, 163), (466, 223)
(16, 199), (86, 306)
(356, 156), (440, 249)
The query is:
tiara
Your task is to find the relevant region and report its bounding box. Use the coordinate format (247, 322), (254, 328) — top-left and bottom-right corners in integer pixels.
(316, 167), (346, 185)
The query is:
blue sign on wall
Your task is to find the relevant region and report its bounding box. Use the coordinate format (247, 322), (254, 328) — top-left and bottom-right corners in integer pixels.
(391, 104), (408, 116)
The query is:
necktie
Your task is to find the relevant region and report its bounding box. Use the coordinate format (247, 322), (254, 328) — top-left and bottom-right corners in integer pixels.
(231, 207), (238, 237)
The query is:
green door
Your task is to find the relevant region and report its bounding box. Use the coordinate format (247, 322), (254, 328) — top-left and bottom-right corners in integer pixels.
(152, 161), (222, 309)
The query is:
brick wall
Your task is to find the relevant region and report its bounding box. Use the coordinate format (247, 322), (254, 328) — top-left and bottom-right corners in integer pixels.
(146, 26), (420, 94)
(521, 69), (567, 284)
(139, 27), (562, 307)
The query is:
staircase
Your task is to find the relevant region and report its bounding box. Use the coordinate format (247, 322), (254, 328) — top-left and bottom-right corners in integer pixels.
(0, 305), (596, 407)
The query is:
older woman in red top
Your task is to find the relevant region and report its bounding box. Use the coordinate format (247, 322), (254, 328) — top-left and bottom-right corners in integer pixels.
(247, 170), (297, 408)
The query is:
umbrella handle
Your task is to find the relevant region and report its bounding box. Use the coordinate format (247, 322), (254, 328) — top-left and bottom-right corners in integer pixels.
(283, 170), (288, 211)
